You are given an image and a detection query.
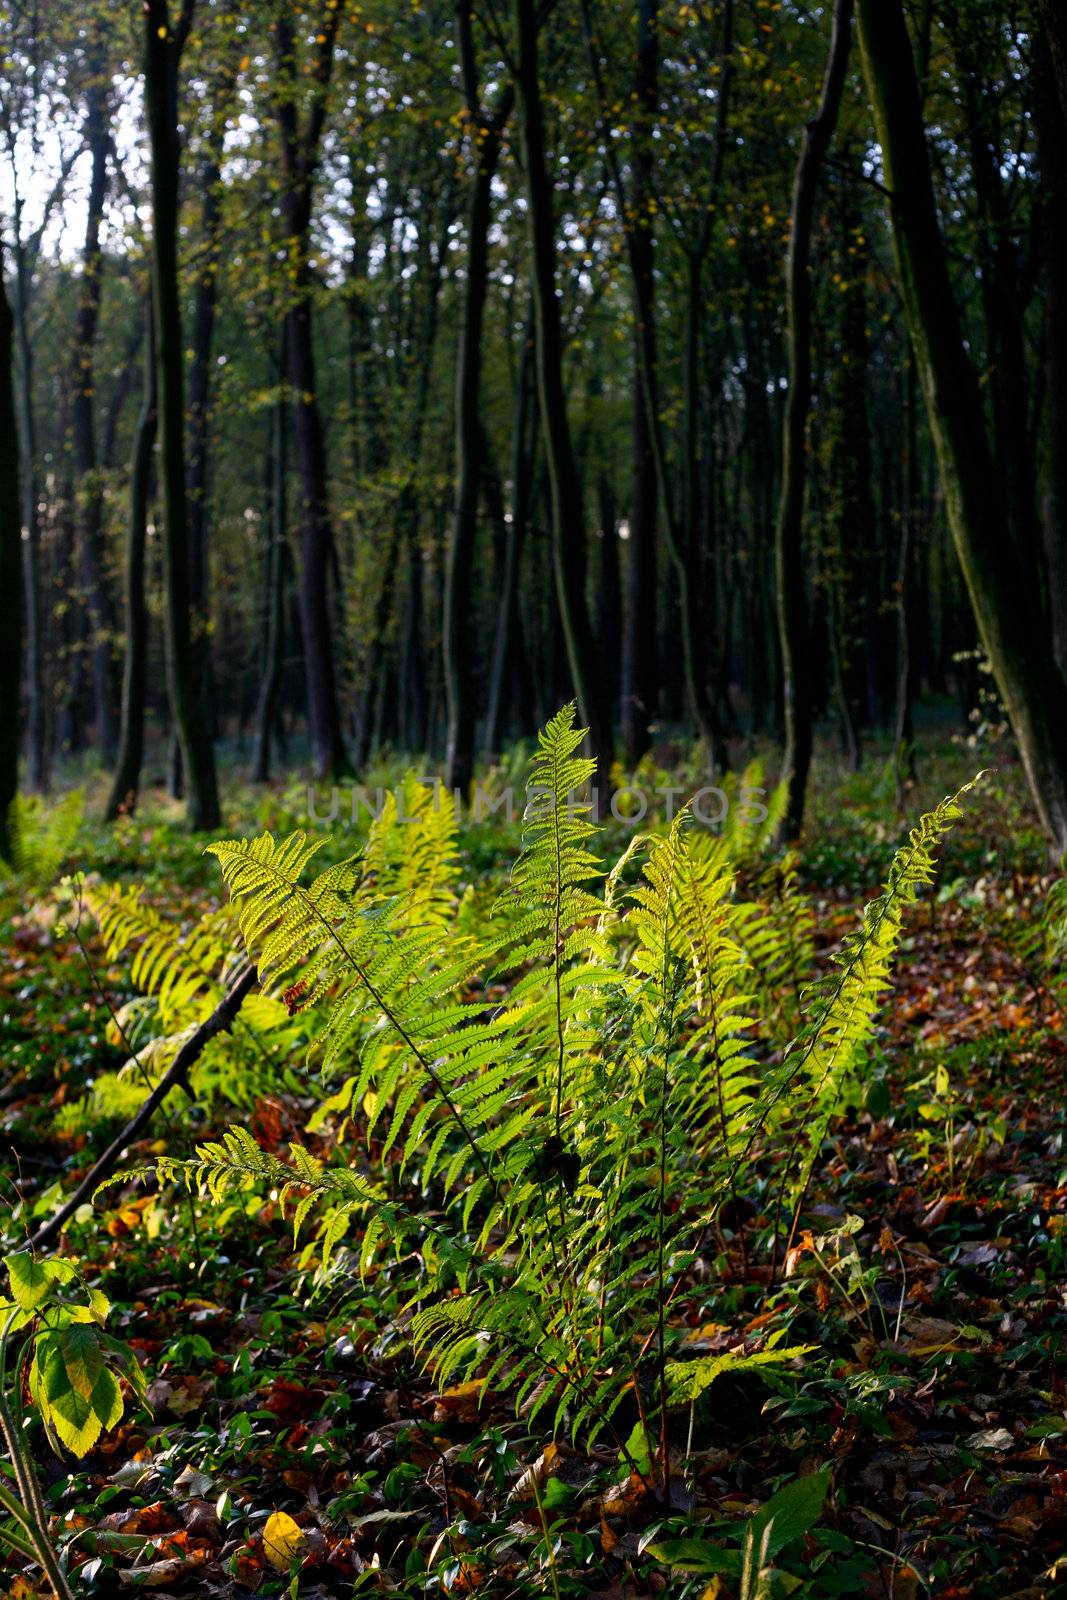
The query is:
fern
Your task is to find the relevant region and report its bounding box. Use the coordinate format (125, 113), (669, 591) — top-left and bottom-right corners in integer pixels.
(770, 779), (980, 1252)
(0, 791), (84, 888)
(205, 831), (519, 1209)
(85, 883), (234, 1028)
(362, 773), (460, 930)
(115, 710), (976, 1487)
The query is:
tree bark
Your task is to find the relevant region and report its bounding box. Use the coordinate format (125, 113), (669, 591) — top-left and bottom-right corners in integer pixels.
(143, 0), (221, 831)
(622, 0), (659, 765)
(252, 337), (289, 784)
(857, 0), (1067, 855)
(443, 3), (512, 797)
(72, 55), (116, 762)
(0, 238), (21, 863)
(1035, 28), (1067, 683)
(9, 215), (46, 792)
(774, 0), (853, 838)
(274, 3), (350, 781)
(513, 0), (611, 786)
(485, 314), (537, 756)
(186, 10), (240, 741)
(107, 293), (157, 822)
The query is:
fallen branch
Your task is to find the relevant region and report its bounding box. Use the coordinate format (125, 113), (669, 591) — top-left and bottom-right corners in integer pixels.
(27, 964), (258, 1254)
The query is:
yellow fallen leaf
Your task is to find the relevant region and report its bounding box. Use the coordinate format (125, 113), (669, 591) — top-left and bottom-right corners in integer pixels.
(263, 1510), (307, 1570)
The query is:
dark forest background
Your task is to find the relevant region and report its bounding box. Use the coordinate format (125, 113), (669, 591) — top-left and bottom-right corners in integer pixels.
(2, 0), (1066, 852)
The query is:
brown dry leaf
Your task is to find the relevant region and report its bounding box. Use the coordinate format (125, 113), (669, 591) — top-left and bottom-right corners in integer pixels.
(902, 1315), (961, 1353)
(600, 1474), (649, 1516)
(433, 1380), (487, 1422)
(117, 1551), (208, 1587)
(508, 1441), (559, 1504)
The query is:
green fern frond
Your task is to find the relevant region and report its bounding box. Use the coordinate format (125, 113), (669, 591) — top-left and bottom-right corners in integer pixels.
(774, 777), (981, 1235)
(363, 774), (460, 929)
(84, 883), (235, 1027)
(1, 790), (84, 887)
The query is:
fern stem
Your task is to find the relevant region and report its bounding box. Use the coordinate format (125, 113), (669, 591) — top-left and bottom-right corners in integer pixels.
(266, 872), (498, 1196)
(550, 742), (566, 1141)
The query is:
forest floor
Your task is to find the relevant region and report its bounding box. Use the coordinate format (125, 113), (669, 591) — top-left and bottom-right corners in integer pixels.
(2, 726), (1066, 1599)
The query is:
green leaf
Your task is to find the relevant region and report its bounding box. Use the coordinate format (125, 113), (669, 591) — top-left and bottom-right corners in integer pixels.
(30, 1321), (125, 1457)
(745, 1467), (830, 1560)
(666, 1344), (815, 1404)
(620, 1418), (652, 1476)
(6, 1252), (55, 1312)
(643, 1538), (737, 1576)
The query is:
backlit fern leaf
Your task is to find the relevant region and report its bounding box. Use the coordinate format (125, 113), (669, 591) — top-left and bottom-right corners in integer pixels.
(85, 883), (235, 1026)
(363, 774), (460, 929)
(775, 778), (980, 1239)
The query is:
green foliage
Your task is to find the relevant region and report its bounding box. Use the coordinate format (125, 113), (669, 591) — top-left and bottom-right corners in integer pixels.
(1, 1252), (143, 1458)
(123, 707), (974, 1489)
(84, 881), (234, 1028)
(776, 778), (981, 1236)
(80, 880), (302, 1111)
(0, 791), (84, 889)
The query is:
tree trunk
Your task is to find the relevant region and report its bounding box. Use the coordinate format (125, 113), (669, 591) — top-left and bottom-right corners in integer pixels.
(0, 239), (21, 863)
(513, 0), (611, 786)
(485, 315), (537, 755)
(1035, 28), (1067, 683)
(143, 0), (221, 831)
(443, 9), (512, 796)
(597, 476), (621, 688)
(9, 216), (46, 792)
(106, 293), (157, 821)
(252, 341), (289, 784)
(858, 0), (1067, 855)
(72, 58), (116, 762)
(622, 0), (659, 765)
(824, 172), (871, 768)
(274, 5), (349, 780)
(186, 21), (239, 742)
(774, 0), (853, 838)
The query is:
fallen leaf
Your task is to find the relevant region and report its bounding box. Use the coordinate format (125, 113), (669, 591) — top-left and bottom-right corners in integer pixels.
(966, 1427), (1014, 1452)
(263, 1509), (308, 1570)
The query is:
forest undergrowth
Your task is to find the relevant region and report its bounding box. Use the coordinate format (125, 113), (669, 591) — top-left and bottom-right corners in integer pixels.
(0, 719), (1065, 1600)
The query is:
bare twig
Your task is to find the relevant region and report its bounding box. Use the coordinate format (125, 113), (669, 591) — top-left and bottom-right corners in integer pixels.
(26, 964), (257, 1254)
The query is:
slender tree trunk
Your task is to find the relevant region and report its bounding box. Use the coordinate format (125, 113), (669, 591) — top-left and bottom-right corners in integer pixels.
(0, 242), (20, 861)
(824, 172), (870, 768)
(9, 216), (46, 792)
(892, 346), (919, 806)
(101, 319), (145, 471)
(107, 294), (157, 821)
(485, 316), (537, 755)
(274, 5), (348, 780)
(774, 0), (853, 838)
(443, 9), (512, 796)
(513, 0), (611, 785)
(186, 22), (238, 742)
(858, 0), (1067, 855)
(252, 343), (288, 784)
(143, 0), (221, 830)
(72, 60), (116, 762)
(1035, 28), (1067, 683)
(620, 0), (734, 774)
(597, 476), (621, 679)
(622, 0), (659, 765)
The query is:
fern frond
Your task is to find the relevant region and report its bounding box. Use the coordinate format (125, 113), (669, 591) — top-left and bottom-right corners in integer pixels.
(1, 790), (84, 886)
(774, 778), (980, 1238)
(84, 883), (235, 1027)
